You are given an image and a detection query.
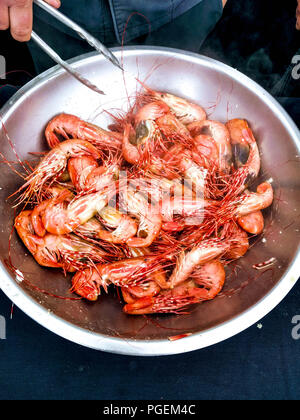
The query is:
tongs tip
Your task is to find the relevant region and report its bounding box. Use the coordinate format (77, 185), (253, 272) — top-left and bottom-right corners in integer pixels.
(107, 54), (124, 72)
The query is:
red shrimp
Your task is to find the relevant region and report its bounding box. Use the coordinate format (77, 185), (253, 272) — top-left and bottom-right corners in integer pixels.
(97, 206), (138, 244)
(144, 88), (207, 125)
(160, 196), (213, 224)
(122, 102), (168, 166)
(237, 210), (264, 235)
(31, 188), (74, 237)
(123, 261), (225, 315)
(134, 100), (169, 126)
(235, 182), (273, 217)
(45, 113), (122, 151)
(71, 256), (163, 300)
(225, 224), (249, 259)
(40, 188), (110, 235)
(12, 139), (100, 205)
(156, 112), (192, 142)
(67, 156), (99, 191)
(121, 187), (162, 248)
(226, 119), (263, 234)
(187, 120), (232, 173)
(192, 134), (219, 169)
(122, 122), (162, 166)
(122, 282), (161, 304)
(226, 118), (260, 186)
(15, 210), (107, 272)
(167, 239), (228, 288)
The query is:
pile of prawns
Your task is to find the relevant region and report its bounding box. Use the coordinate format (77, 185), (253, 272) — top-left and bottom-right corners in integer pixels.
(13, 86), (273, 315)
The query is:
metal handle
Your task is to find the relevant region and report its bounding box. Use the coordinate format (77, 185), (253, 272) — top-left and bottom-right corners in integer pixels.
(33, 0), (122, 70)
(31, 31), (105, 95)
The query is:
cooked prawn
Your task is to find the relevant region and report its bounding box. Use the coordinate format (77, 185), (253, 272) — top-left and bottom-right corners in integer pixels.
(45, 113), (122, 151)
(121, 187), (162, 247)
(13, 139), (100, 205)
(71, 255), (163, 300)
(167, 239), (228, 288)
(160, 196), (213, 225)
(41, 188), (110, 235)
(121, 281), (161, 303)
(122, 122), (162, 166)
(122, 102), (170, 169)
(123, 260), (225, 315)
(235, 182), (273, 217)
(188, 120), (232, 173)
(134, 100), (169, 126)
(237, 210), (264, 235)
(67, 156), (99, 192)
(145, 88), (207, 125)
(15, 210), (107, 272)
(225, 223), (249, 259)
(226, 118), (260, 186)
(97, 206), (138, 244)
(8, 85), (275, 315)
(127, 246), (169, 289)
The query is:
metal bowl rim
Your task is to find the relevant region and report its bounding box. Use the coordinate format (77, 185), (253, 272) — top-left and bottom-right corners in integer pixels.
(0, 46), (299, 356)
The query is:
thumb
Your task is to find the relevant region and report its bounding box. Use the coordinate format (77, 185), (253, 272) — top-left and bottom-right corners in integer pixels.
(44, 0), (61, 8)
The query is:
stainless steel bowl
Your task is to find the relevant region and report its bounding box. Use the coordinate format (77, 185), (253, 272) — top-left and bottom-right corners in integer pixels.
(0, 47), (299, 356)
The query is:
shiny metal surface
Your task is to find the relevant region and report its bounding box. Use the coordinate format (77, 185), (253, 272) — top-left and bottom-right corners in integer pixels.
(0, 47), (299, 356)
(32, 0), (122, 94)
(31, 31), (106, 95)
(33, 0), (122, 69)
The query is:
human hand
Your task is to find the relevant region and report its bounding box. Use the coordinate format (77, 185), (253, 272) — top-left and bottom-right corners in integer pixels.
(0, 0), (61, 42)
(297, 0), (300, 30)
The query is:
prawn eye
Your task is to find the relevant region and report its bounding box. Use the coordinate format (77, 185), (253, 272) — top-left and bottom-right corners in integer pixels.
(138, 229), (148, 238)
(199, 126), (212, 136)
(232, 143), (250, 168)
(135, 121), (149, 145)
(244, 172), (256, 188)
(129, 131), (138, 146)
(225, 153), (233, 168)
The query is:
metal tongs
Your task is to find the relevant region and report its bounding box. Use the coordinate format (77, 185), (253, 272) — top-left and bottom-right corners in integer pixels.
(31, 0), (123, 95)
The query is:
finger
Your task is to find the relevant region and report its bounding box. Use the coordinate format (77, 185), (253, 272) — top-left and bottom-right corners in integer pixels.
(222, 0), (228, 7)
(9, 1), (33, 42)
(297, 5), (300, 30)
(44, 0), (61, 7)
(0, 5), (9, 31)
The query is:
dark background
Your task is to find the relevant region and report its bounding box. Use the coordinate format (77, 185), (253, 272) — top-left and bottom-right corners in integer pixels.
(1, 0), (300, 97)
(0, 0), (300, 400)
